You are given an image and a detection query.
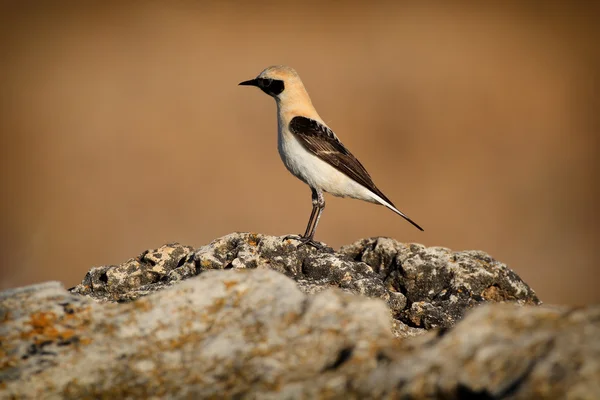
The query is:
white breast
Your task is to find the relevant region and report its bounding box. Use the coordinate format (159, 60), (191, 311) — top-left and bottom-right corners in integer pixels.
(277, 125), (376, 202)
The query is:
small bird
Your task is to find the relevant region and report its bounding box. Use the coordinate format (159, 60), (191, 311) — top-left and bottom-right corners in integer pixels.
(239, 65), (423, 248)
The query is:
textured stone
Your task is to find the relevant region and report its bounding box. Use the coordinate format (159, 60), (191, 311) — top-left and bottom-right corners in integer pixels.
(341, 237), (540, 329)
(69, 243), (196, 302)
(2, 270), (599, 399)
(70, 233), (540, 335)
(2, 270), (395, 399)
(366, 304), (600, 399)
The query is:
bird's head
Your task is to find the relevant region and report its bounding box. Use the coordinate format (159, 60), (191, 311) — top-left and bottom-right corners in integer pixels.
(238, 65), (302, 99)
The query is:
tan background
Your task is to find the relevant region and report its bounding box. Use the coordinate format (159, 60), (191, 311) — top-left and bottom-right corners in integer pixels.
(1, 2), (598, 305)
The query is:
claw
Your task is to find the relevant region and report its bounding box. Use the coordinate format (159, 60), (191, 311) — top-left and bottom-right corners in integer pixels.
(283, 234), (302, 242)
(296, 237), (324, 249)
(282, 235), (324, 250)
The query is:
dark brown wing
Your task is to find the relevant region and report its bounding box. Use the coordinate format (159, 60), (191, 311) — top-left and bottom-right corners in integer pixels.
(288, 116), (395, 206)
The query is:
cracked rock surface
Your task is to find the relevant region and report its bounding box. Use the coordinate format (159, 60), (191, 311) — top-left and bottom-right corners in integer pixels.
(2, 233), (598, 399)
(69, 233), (539, 335)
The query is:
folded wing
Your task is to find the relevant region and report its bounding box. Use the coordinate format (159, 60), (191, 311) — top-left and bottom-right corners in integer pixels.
(288, 116), (423, 231)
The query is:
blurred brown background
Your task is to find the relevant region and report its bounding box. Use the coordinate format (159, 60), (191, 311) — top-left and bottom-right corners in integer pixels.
(1, 2), (598, 305)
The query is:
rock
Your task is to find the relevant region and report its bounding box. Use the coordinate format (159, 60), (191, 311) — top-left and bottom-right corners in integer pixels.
(341, 237), (540, 329)
(69, 243), (196, 302)
(2, 270), (599, 399)
(70, 233), (540, 335)
(367, 303), (600, 399)
(1, 269), (396, 399)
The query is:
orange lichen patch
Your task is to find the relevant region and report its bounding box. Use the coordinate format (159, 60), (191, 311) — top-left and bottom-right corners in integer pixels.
(222, 280), (239, 290)
(19, 308), (93, 348)
(200, 260), (213, 268)
(132, 299), (153, 312)
(481, 285), (510, 302)
(247, 233), (260, 247)
(148, 330), (206, 353)
(27, 312), (60, 338)
(167, 333), (197, 351)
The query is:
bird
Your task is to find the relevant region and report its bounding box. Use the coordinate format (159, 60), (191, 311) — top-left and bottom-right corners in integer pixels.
(239, 65), (423, 249)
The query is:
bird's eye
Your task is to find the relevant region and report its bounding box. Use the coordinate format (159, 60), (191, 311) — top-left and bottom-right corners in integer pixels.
(262, 79), (273, 88)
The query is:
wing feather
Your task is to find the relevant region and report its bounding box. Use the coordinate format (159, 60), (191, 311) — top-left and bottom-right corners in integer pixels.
(288, 116), (395, 206)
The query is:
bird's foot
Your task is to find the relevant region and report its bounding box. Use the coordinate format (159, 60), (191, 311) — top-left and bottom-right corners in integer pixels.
(282, 234), (324, 250)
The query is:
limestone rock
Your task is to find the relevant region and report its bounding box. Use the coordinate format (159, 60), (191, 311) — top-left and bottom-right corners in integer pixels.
(367, 303), (600, 398)
(2, 270), (395, 399)
(69, 243), (196, 302)
(341, 237), (540, 329)
(70, 233), (540, 335)
(2, 269), (599, 399)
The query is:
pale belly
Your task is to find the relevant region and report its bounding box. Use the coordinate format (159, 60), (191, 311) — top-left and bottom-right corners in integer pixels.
(277, 130), (376, 202)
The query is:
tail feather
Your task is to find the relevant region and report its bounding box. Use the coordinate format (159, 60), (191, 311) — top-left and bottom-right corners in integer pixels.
(367, 190), (424, 231)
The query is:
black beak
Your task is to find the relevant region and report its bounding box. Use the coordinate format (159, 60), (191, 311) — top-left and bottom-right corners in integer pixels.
(238, 78), (258, 87)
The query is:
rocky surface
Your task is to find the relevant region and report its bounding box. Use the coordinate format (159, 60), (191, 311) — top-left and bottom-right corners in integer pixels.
(2, 233), (598, 399)
(70, 233), (540, 335)
(369, 303), (600, 398)
(1, 270), (396, 398)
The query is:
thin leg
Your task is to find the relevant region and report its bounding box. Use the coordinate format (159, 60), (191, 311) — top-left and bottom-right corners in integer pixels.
(304, 189), (325, 240)
(284, 188), (326, 249)
(302, 205), (318, 238)
(285, 188), (318, 240)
